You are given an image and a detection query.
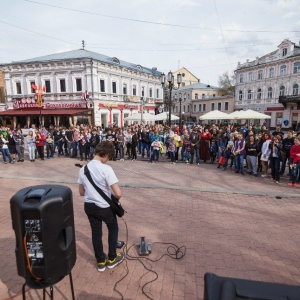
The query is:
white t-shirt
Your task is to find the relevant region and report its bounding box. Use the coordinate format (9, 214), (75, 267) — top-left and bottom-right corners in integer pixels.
(77, 160), (118, 208)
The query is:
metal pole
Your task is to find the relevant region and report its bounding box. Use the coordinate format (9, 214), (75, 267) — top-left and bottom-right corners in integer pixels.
(179, 98), (182, 128)
(169, 86), (172, 127)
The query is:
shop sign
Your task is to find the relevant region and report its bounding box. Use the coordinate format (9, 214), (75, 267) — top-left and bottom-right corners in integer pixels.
(44, 102), (87, 109)
(13, 98), (38, 109)
(102, 103), (119, 108)
(266, 107), (284, 111)
(124, 104), (138, 109)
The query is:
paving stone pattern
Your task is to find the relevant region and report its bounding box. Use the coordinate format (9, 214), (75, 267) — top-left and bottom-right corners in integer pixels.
(0, 156), (299, 299)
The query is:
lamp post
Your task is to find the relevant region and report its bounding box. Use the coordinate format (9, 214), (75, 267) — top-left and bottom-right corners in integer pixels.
(160, 71), (182, 127)
(175, 92), (186, 127)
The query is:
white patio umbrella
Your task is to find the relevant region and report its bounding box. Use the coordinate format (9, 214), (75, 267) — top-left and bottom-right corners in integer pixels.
(124, 112), (155, 121)
(153, 112), (179, 121)
(199, 110), (232, 120)
(229, 109), (271, 120)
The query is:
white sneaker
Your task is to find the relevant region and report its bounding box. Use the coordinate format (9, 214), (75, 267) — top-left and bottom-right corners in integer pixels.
(261, 174), (267, 178)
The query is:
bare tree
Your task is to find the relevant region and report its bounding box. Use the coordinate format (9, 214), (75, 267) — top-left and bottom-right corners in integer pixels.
(218, 71), (235, 96)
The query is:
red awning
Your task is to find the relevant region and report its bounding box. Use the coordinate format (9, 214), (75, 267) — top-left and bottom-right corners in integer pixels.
(0, 108), (92, 116)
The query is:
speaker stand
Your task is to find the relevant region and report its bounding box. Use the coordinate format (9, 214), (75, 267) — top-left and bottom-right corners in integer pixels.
(22, 272), (75, 300)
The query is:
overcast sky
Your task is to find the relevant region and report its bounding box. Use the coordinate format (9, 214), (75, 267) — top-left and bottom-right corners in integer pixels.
(1, 0), (300, 85)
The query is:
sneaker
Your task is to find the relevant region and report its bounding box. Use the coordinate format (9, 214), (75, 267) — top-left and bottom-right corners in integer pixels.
(261, 174), (267, 178)
(106, 252), (124, 269)
(288, 182), (293, 186)
(197, 163), (200, 166)
(97, 259), (107, 272)
(292, 183), (297, 187)
(275, 181), (279, 184)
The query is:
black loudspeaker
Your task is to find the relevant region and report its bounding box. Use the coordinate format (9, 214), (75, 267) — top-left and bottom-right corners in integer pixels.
(204, 273), (300, 300)
(10, 185), (76, 289)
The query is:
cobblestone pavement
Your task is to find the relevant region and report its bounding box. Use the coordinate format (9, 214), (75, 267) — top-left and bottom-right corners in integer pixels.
(0, 155), (300, 300)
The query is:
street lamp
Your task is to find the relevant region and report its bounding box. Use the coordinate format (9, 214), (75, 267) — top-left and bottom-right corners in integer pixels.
(160, 71), (182, 127)
(175, 92), (186, 127)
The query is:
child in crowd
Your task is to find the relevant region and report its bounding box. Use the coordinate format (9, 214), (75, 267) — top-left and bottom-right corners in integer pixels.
(168, 137), (176, 164)
(46, 133), (54, 158)
(150, 137), (161, 163)
(209, 140), (217, 164)
(184, 136), (191, 164)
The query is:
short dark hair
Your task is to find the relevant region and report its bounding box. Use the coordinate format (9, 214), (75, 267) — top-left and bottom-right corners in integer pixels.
(94, 141), (115, 159)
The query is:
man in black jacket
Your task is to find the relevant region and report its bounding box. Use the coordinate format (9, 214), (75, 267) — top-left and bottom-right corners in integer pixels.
(280, 130), (294, 176)
(89, 128), (101, 160)
(189, 126), (201, 165)
(141, 128), (150, 158)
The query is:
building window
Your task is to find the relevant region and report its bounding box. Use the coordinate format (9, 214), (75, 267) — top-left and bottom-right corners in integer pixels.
(294, 62), (300, 74)
(45, 80), (51, 93)
(248, 72), (253, 82)
(239, 74), (244, 83)
(225, 102), (229, 111)
(30, 81), (35, 93)
(218, 103), (221, 110)
(267, 87), (273, 98)
(193, 104), (196, 112)
(199, 104), (202, 112)
(100, 79), (105, 92)
(76, 78), (82, 92)
(213, 94), (216, 97)
(257, 88), (262, 99)
(279, 85), (285, 96)
(258, 70), (263, 80)
(149, 88), (152, 98)
(187, 105), (190, 112)
(211, 103), (215, 110)
(195, 93), (198, 100)
(202, 93), (205, 99)
(132, 85), (137, 96)
(282, 48), (287, 56)
(238, 90), (243, 100)
(276, 112), (283, 126)
(156, 88), (159, 98)
(112, 82), (117, 94)
(203, 104), (206, 112)
(183, 105), (185, 112)
(123, 83), (127, 95)
(141, 86), (145, 97)
(60, 79), (66, 92)
(247, 90), (252, 100)
(269, 68), (274, 78)
(293, 84), (299, 95)
(280, 65), (286, 76)
(16, 82), (22, 94)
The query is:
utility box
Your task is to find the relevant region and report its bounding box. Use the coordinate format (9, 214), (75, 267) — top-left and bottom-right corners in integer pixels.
(10, 185), (76, 288)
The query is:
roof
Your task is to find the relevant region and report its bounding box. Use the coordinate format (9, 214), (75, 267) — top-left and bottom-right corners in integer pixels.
(2, 49), (161, 76)
(177, 81), (219, 91)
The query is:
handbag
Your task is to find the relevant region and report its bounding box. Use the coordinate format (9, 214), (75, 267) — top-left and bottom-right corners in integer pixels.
(84, 165), (125, 217)
(218, 156), (226, 165)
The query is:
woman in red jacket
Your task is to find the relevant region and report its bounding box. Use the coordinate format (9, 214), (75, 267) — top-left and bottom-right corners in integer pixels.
(35, 130), (46, 160)
(288, 137), (300, 187)
(200, 128), (212, 163)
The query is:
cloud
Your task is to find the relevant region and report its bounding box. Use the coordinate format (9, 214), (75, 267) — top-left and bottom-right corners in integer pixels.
(282, 11), (299, 18)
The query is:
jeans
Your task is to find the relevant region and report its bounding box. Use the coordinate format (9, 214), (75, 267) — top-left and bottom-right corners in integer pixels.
(291, 161), (300, 184)
(16, 145), (24, 160)
(67, 141), (73, 157)
(246, 155), (257, 175)
(170, 151), (175, 162)
(270, 156), (280, 181)
(190, 147), (200, 164)
(181, 145), (185, 160)
(141, 142), (150, 158)
(84, 202), (118, 262)
(28, 145), (36, 160)
(89, 146), (95, 160)
(119, 145), (124, 159)
(280, 155), (291, 175)
(46, 144), (54, 158)
(151, 149), (159, 162)
(1, 148), (12, 162)
(235, 154), (244, 173)
(184, 151), (190, 162)
(73, 141), (78, 157)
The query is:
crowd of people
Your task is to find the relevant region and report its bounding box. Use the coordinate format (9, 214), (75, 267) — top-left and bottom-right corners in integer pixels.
(0, 122), (300, 187)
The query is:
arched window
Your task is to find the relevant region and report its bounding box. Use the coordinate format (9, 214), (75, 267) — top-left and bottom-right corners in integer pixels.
(238, 90), (243, 100)
(247, 90), (252, 100)
(279, 85), (285, 96)
(267, 87), (273, 98)
(257, 88), (262, 100)
(293, 84), (299, 95)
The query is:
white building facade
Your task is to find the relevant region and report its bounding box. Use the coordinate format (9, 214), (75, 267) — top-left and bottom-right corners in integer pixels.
(0, 49), (163, 128)
(235, 39), (300, 130)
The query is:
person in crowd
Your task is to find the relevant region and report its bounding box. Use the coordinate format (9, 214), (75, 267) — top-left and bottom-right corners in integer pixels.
(280, 130), (294, 176)
(7, 128), (17, 163)
(209, 140), (218, 164)
(260, 132), (272, 178)
(35, 129), (46, 160)
(269, 135), (283, 184)
(183, 135), (191, 164)
(78, 129), (88, 161)
(77, 141), (124, 272)
(233, 133), (246, 175)
(72, 127), (80, 158)
(168, 136), (176, 164)
(141, 128), (150, 159)
(150, 137), (161, 163)
(256, 132), (263, 173)
(131, 130), (138, 161)
(65, 126), (74, 157)
(200, 128), (211, 163)
(216, 132), (228, 168)
(26, 130), (36, 161)
(0, 133), (13, 164)
(245, 135), (258, 176)
(14, 128), (25, 162)
(125, 128), (132, 159)
(89, 128), (100, 160)
(117, 129), (125, 161)
(189, 125), (201, 165)
(137, 125), (144, 154)
(174, 132), (182, 163)
(289, 137), (300, 187)
(45, 132), (54, 159)
(272, 126), (284, 138)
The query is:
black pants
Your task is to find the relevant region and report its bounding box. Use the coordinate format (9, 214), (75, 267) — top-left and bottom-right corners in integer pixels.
(84, 202), (118, 263)
(79, 144), (87, 160)
(131, 145), (137, 159)
(270, 157), (280, 181)
(37, 145), (44, 159)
